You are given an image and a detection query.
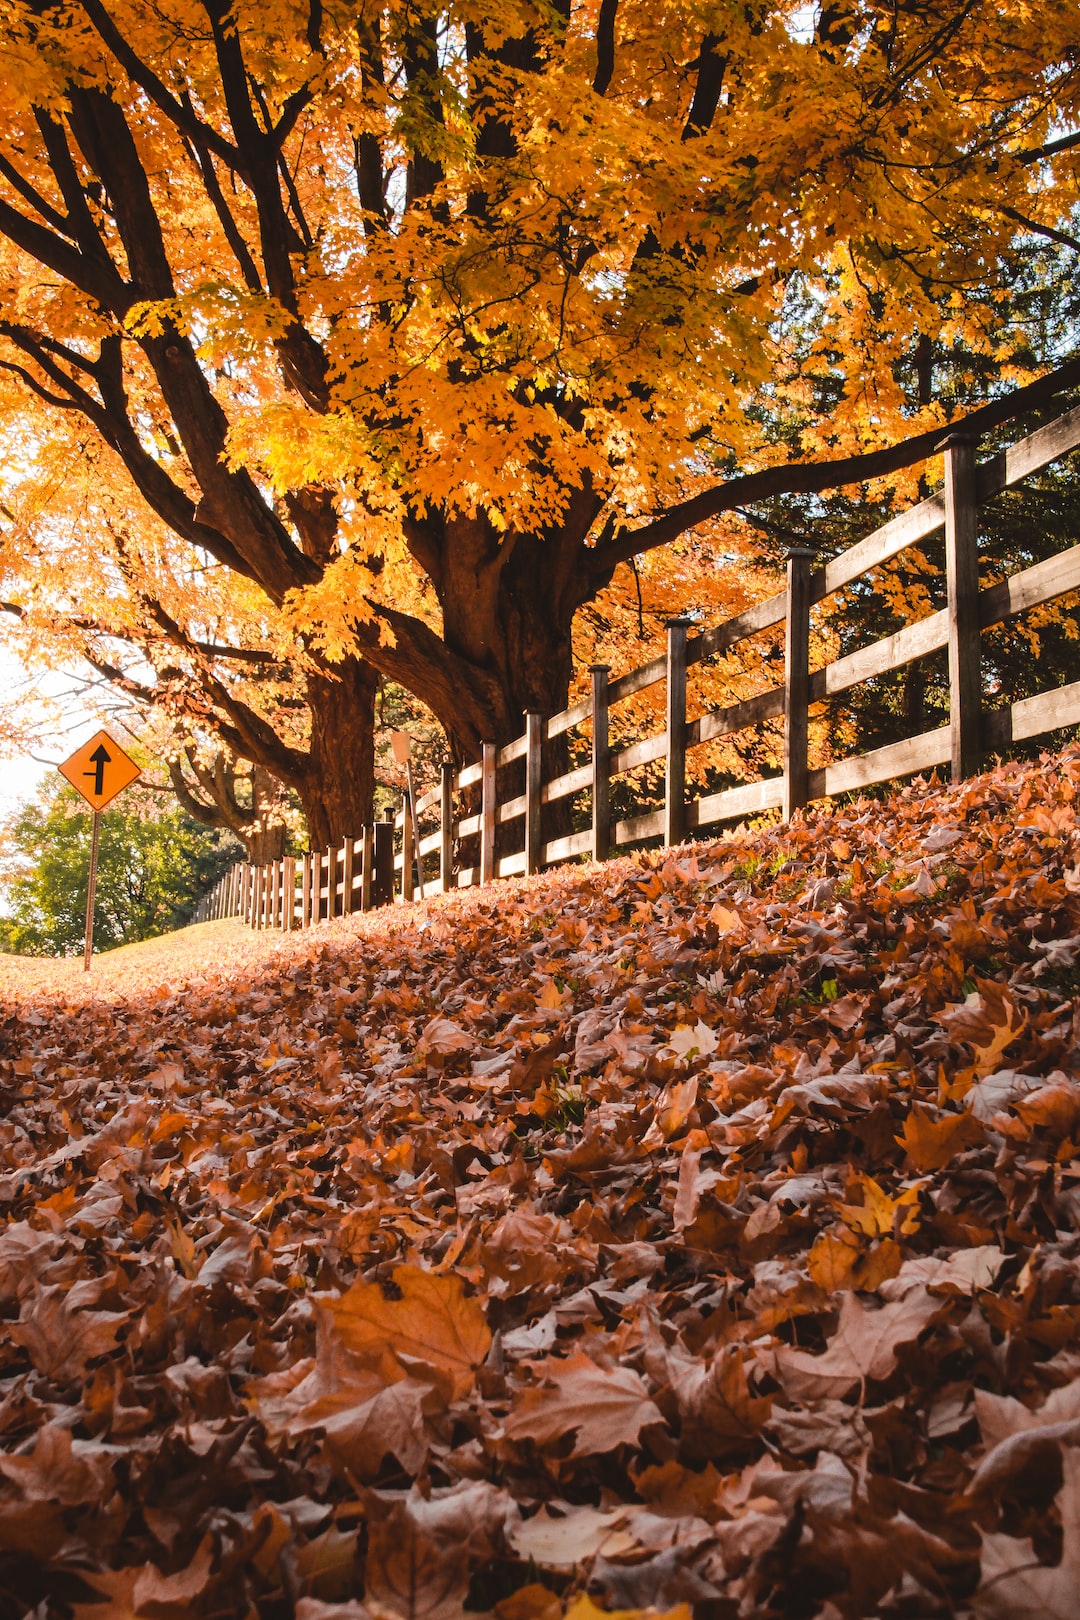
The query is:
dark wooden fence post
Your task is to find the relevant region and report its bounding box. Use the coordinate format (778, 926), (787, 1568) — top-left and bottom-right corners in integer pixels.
(942, 432), (982, 780)
(361, 825), (373, 911)
(370, 812), (393, 906)
(784, 546), (814, 820)
(440, 764), (454, 893)
(665, 618), (688, 847)
(590, 666), (610, 862)
(525, 713), (543, 875)
(481, 741), (497, 884)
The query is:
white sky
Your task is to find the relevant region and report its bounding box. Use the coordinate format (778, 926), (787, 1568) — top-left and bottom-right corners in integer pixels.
(0, 650), (105, 822)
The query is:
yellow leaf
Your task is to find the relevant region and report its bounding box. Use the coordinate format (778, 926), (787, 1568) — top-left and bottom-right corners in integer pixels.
(809, 1230), (903, 1293)
(564, 1599), (692, 1620)
(898, 1105), (983, 1171)
(838, 1174), (920, 1238)
(325, 1266), (490, 1398)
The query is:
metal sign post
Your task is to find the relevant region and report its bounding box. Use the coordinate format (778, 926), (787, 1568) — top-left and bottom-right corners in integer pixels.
(57, 729), (142, 972)
(83, 811), (101, 972)
(390, 731), (425, 900)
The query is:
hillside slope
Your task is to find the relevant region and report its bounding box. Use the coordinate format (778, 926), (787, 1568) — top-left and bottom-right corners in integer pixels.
(1, 749), (1079, 1619)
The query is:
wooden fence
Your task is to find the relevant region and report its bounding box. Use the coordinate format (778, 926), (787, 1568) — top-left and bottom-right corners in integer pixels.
(193, 406), (1080, 930)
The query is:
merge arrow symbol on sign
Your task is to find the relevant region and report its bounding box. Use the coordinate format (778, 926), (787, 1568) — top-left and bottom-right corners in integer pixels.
(85, 742), (111, 797)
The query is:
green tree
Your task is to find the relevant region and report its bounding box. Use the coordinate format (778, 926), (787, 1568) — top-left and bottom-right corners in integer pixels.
(0, 781), (239, 956)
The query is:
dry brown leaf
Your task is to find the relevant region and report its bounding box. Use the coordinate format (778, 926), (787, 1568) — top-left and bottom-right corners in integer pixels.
(898, 1104), (984, 1170)
(505, 1351), (664, 1456)
(974, 1448), (1080, 1618)
(364, 1509), (469, 1620)
(773, 1289), (940, 1399)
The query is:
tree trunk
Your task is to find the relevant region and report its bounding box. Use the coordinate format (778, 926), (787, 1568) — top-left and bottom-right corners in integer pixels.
(246, 821), (287, 865)
(428, 521), (584, 760)
(300, 657), (378, 849)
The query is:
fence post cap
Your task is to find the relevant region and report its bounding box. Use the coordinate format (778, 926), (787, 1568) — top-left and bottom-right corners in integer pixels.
(785, 545), (817, 559)
(935, 429), (980, 450)
(588, 662), (610, 673)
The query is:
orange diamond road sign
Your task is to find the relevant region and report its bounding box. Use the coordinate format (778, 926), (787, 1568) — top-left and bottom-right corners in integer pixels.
(58, 729), (142, 811)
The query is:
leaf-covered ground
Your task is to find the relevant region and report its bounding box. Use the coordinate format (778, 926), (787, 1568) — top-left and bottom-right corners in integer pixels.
(2, 749), (1080, 1620)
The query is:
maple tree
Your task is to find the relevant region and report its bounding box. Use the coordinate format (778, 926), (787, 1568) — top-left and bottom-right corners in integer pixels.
(168, 748), (295, 865)
(2, 743), (1080, 1614)
(0, 0), (1079, 830)
(0, 430), (378, 848)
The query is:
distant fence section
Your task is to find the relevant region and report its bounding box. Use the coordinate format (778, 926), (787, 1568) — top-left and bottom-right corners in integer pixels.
(194, 406), (1080, 931)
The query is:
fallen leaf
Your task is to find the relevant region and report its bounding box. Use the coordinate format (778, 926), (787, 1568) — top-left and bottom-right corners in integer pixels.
(974, 1447), (1080, 1617)
(325, 1266), (490, 1398)
(774, 1289), (940, 1399)
(505, 1352), (664, 1457)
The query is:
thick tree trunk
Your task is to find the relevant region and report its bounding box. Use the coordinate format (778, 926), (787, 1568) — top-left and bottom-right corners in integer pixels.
(429, 523), (585, 760)
(300, 658), (378, 849)
(246, 822), (287, 865)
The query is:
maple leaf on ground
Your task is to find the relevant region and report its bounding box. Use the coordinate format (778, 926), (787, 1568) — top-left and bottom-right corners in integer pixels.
(808, 1230), (903, 1293)
(8, 1283), (127, 1384)
(974, 1447), (1080, 1618)
(288, 1378), (431, 1482)
(975, 1376), (1080, 1451)
(667, 1022), (719, 1061)
(773, 1289), (941, 1400)
(670, 1344), (773, 1461)
(879, 1246), (1005, 1299)
(0, 1424), (114, 1506)
(898, 1104), (984, 1170)
(70, 1534), (214, 1619)
(400, 1481), (520, 1562)
(324, 1266), (490, 1398)
(939, 987), (1027, 1076)
(363, 1506), (469, 1620)
(418, 1017), (473, 1061)
(504, 1351), (664, 1457)
(509, 1505), (638, 1569)
(643, 1076), (699, 1145)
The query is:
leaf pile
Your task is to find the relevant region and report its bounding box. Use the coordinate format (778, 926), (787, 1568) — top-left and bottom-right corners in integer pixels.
(2, 749), (1080, 1619)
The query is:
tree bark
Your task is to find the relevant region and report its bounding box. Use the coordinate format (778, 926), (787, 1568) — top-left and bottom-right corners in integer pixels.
(300, 657), (378, 849)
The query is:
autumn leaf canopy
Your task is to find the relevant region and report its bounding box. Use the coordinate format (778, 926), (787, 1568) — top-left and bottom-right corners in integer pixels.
(1, 0), (1079, 777)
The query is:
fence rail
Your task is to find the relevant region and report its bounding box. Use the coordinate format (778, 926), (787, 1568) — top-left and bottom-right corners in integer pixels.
(193, 405), (1080, 931)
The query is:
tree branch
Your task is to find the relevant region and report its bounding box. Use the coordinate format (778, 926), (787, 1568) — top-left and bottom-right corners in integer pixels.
(1001, 204), (1080, 253)
(592, 0), (617, 95)
(76, 0), (245, 177)
(593, 353), (1080, 573)
(1019, 127), (1080, 164)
